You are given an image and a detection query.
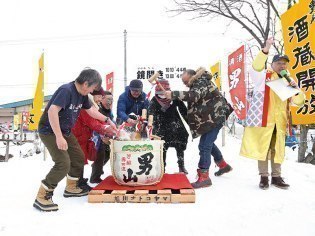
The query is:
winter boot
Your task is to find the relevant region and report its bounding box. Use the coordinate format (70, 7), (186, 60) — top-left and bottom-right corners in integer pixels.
(178, 165), (188, 175)
(214, 160), (233, 176)
(90, 177), (103, 184)
(33, 183), (58, 212)
(78, 177), (92, 191)
(259, 176), (269, 190)
(63, 175), (89, 198)
(178, 156), (188, 174)
(191, 169), (212, 189)
(271, 177), (290, 189)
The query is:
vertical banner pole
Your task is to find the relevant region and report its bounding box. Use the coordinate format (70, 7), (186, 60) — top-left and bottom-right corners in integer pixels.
(124, 30), (127, 88)
(222, 92), (226, 147)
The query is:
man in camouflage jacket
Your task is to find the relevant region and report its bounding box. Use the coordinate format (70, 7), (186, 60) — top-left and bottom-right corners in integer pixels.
(165, 67), (233, 188)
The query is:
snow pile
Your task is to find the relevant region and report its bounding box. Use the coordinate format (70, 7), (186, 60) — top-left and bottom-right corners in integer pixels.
(0, 133), (315, 236)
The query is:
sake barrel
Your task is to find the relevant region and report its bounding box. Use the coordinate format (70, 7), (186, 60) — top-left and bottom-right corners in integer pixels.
(110, 140), (164, 186)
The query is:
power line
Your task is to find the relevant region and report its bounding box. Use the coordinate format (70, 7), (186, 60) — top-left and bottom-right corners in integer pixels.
(0, 77), (134, 88)
(0, 31), (245, 46)
(0, 32), (122, 46)
(0, 81), (68, 87)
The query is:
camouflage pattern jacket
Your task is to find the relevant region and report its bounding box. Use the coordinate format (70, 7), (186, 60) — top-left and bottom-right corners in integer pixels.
(172, 68), (231, 139)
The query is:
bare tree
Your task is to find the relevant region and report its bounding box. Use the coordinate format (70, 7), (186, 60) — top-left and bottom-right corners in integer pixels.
(288, 0), (297, 9)
(168, 0), (283, 53)
(169, 0), (313, 162)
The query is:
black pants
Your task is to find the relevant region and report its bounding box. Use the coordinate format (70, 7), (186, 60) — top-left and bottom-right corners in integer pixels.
(163, 146), (185, 168)
(90, 142), (110, 181)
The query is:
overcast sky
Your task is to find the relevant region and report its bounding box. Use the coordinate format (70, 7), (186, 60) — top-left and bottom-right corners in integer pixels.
(0, 0), (286, 105)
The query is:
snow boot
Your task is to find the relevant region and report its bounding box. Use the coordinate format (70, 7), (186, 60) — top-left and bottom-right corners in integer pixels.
(78, 177), (92, 191)
(191, 169), (212, 189)
(214, 160), (233, 176)
(33, 183), (58, 212)
(259, 176), (269, 190)
(178, 157), (188, 174)
(90, 177), (103, 184)
(178, 165), (188, 175)
(271, 177), (290, 189)
(63, 175), (89, 198)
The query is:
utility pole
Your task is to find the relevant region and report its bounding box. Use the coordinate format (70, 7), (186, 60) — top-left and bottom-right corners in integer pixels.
(222, 92), (226, 147)
(124, 29), (127, 87)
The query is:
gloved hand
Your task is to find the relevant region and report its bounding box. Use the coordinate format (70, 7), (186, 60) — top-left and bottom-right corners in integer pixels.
(127, 118), (138, 125)
(127, 113), (138, 126)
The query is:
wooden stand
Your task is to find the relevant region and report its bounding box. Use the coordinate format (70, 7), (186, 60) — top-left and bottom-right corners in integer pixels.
(88, 188), (195, 204)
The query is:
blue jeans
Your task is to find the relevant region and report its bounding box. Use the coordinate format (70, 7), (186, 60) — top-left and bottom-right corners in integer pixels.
(198, 125), (223, 170)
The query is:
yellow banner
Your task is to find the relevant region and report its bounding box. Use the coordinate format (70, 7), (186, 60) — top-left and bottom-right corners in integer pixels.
(281, 0), (315, 124)
(210, 61), (221, 90)
(28, 53), (44, 130)
(13, 113), (22, 131)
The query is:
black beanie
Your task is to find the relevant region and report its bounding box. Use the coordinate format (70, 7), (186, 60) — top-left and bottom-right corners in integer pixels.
(129, 79), (143, 90)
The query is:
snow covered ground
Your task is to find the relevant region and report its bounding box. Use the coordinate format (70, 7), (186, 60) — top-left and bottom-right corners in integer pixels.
(0, 132), (315, 236)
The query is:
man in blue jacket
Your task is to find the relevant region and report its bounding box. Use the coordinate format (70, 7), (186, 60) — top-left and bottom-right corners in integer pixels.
(117, 79), (149, 125)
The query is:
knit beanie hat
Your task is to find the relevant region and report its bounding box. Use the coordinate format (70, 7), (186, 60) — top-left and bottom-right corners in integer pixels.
(129, 79), (143, 91)
(91, 87), (105, 96)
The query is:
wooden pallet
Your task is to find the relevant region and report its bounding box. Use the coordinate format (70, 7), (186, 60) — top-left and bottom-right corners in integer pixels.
(88, 188), (195, 203)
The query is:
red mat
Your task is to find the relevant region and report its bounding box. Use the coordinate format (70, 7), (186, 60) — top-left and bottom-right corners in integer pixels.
(93, 173), (193, 191)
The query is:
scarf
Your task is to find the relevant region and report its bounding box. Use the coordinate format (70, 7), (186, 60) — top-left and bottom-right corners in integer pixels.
(155, 95), (171, 112)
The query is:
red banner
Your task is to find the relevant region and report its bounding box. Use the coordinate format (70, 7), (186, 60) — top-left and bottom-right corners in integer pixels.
(228, 45), (246, 120)
(105, 72), (114, 94)
(21, 111), (30, 130)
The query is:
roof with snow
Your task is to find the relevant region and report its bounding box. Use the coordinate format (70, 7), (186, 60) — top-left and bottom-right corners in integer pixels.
(0, 95), (52, 108)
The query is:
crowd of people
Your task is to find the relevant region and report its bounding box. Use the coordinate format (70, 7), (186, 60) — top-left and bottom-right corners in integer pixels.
(33, 37), (304, 212)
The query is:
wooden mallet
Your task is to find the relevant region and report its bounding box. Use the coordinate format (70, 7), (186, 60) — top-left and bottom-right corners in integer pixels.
(148, 72), (165, 92)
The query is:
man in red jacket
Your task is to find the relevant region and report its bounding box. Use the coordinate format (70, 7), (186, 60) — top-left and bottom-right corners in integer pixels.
(72, 88), (116, 187)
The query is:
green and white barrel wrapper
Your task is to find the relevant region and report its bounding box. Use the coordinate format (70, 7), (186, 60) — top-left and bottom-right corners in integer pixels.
(110, 140), (165, 186)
